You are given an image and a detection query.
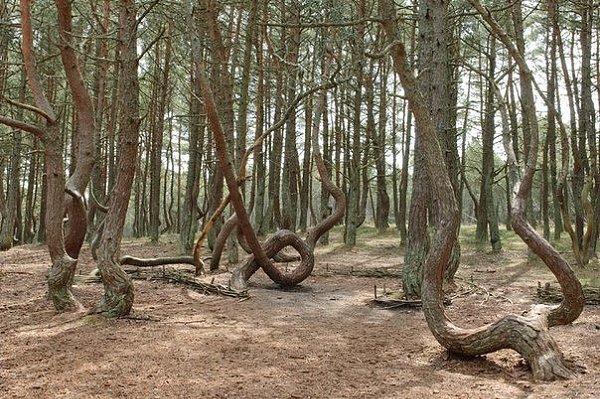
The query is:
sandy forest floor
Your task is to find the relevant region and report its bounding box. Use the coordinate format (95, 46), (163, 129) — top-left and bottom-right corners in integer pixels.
(1, 228), (599, 398)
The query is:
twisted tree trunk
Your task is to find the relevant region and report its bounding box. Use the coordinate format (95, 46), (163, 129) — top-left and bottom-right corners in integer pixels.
(381, 0), (584, 380)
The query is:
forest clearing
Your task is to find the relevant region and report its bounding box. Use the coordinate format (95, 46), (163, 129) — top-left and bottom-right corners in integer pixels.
(2, 0), (600, 396)
(1, 228), (599, 398)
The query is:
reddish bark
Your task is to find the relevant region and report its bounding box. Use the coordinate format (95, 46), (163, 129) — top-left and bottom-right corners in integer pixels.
(380, 0), (583, 380)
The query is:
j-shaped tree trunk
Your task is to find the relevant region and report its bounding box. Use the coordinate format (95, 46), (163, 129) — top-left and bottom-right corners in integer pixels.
(227, 73), (346, 290)
(381, 0), (584, 381)
(95, 0), (138, 317)
(188, 3), (344, 289)
(56, 0), (96, 261)
(0, 0), (94, 312)
(402, 0), (460, 298)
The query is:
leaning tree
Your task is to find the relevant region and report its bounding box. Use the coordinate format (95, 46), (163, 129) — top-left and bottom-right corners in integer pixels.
(380, 0), (584, 381)
(185, 0), (346, 291)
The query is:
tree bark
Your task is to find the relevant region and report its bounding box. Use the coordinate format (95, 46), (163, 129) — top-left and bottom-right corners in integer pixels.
(95, 0), (138, 316)
(344, 0), (365, 246)
(477, 35), (502, 252)
(381, 0), (585, 380)
(403, 0), (460, 296)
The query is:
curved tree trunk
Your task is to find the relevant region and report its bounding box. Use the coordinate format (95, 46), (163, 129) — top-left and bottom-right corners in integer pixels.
(44, 129), (81, 312)
(179, 69), (203, 254)
(381, 0), (584, 381)
(229, 77), (346, 289)
(402, 0), (460, 297)
(14, 0), (81, 312)
(56, 0), (96, 267)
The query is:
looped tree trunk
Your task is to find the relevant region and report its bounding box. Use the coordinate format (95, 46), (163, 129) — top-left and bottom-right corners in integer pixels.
(210, 214), (301, 271)
(230, 229), (314, 290)
(189, 21), (346, 290)
(227, 79), (344, 290)
(64, 188), (87, 260)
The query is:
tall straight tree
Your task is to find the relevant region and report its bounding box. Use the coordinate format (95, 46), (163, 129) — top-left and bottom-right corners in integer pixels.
(0, 72), (24, 251)
(475, 35), (502, 252)
(148, 31), (172, 243)
(403, 0), (460, 297)
(95, 0), (139, 316)
(344, 0), (366, 246)
(280, 1), (302, 232)
(546, 0), (563, 240)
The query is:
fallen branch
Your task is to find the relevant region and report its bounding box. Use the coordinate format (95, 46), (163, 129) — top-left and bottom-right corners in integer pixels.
(120, 255), (197, 267)
(313, 266), (401, 278)
(537, 282), (600, 305)
(78, 268), (248, 299)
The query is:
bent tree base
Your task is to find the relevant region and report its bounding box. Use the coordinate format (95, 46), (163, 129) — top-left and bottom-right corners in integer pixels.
(380, 0), (584, 381)
(430, 304), (575, 380)
(96, 248), (135, 317)
(47, 255), (81, 312)
(230, 229), (315, 291)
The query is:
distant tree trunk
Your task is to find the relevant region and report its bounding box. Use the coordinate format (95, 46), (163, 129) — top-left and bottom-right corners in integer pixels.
(318, 49), (333, 245)
(397, 17), (416, 245)
(391, 75), (400, 231)
(0, 73), (24, 251)
(149, 31), (172, 243)
(364, 59), (379, 229)
(398, 100), (412, 245)
(267, 56), (284, 231)
(180, 59), (206, 254)
(476, 35), (502, 252)
(162, 119), (175, 234)
(344, 0), (365, 246)
(578, 0), (599, 262)
(280, 2), (301, 232)
(0, 159), (6, 226)
(253, 28), (267, 235)
(23, 136), (39, 243)
(547, 0), (562, 240)
(375, 59), (390, 233)
(96, 0), (138, 316)
(298, 90), (313, 232)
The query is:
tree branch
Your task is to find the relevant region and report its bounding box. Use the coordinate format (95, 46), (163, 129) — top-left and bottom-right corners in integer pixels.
(19, 0), (56, 123)
(4, 97), (55, 122)
(0, 115), (45, 138)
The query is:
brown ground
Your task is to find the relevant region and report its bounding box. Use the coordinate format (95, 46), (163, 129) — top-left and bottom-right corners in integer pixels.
(1, 229), (599, 398)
